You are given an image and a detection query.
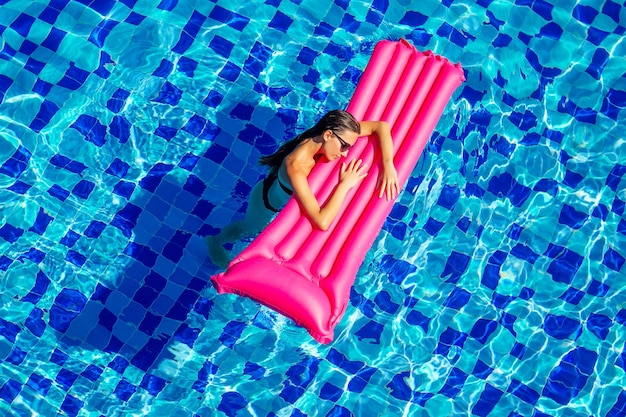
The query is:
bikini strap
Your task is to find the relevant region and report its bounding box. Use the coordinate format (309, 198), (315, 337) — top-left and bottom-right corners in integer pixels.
(276, 174), (293, 196)
(262, 172), (280, 213)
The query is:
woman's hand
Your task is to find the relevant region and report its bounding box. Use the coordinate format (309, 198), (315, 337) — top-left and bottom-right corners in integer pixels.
(378, 163), (399, 200)
(340, 159), (368, 189)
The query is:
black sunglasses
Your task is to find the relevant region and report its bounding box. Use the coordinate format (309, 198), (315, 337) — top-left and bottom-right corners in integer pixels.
(331, 130), (352, 152)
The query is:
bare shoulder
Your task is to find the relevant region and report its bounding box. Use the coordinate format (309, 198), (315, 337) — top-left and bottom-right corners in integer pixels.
(285, 153), (312, 178)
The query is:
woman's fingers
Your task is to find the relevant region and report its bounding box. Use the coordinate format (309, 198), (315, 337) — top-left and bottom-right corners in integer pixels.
(378, 177), (388, 199)
(390, 180), (399, 199)
(339, 159), (368, 187)
(343, 160), (401, 200)
(378, 177), (400, 200)
(352, 160), (367, 180)
(345, 159), (365, 173)
(348, 158), (362, 170)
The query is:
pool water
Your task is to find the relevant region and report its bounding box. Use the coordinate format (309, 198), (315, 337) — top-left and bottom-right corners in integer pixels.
(1, 0), (625, 416)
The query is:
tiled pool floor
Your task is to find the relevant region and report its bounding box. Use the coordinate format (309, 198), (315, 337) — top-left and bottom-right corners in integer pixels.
(0, 0), (625, 416)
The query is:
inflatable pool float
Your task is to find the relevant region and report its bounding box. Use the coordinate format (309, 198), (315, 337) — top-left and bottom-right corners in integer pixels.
(211, 39), (465, 343)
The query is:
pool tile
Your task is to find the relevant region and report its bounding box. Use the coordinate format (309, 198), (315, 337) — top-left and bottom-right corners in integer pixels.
(0, 0), (625, 415)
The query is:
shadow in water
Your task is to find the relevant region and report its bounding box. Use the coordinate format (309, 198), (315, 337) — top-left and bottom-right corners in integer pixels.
(48, 164), (218, 375)
(43, 101), (291, 379)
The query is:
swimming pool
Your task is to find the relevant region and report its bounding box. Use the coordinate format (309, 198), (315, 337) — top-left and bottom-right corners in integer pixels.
(0, 0), (625, 415)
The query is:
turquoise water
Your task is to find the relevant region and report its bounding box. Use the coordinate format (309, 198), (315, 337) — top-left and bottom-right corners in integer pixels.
(0, 0), (625, 416)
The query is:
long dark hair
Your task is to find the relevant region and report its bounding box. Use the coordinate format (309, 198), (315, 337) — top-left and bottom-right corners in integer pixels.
(259, 110), (360, 173)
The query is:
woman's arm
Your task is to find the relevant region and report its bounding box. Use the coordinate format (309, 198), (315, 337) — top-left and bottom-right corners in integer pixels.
(288, 159), (367, 231)
(359, 121), (399, 200)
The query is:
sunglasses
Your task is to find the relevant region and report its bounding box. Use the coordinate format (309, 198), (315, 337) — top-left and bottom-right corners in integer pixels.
(331, 130), (352, 152)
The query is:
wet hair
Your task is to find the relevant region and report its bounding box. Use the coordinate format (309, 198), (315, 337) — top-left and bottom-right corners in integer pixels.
(259, 109), (360, 173)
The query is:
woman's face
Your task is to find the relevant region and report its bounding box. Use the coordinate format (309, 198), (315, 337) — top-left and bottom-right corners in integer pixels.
(323, 129), (359, 160)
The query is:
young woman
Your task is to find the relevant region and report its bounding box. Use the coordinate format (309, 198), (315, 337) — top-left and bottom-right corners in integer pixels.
(207, 109), (399, 267)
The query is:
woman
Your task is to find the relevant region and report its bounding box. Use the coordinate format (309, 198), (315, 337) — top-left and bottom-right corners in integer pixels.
(207, 109), (399, 267)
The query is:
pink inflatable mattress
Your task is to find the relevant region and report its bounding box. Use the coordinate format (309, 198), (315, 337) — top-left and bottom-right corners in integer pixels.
(211, 39), (465, 343)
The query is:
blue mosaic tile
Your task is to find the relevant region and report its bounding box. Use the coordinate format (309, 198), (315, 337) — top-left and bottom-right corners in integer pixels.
(560, 287), (585, 305)
(268, 11), (293, 33)
(49, 349), (68, 366)
(0, 379), (21, 404)
(152, 59), (174, 78)
(0, 0), (625, 415)
(106, 88), (130, 113)
(114, 378), (136, 402)
(56, 368), (78, 391)
(124, 11), (145, 25)
(108, 115), (130, 142)
(443, 287), (472, 310)
(508, 379), (539, 406)
(387, 370), (413, 401)
(177, 56), (197, 77)
(319, 382), (342, 401)
(603, 247), (625, 272)
(406, 310), (430, 332)
(209, 5), (249, 31)
(153, 81), (183, 105)
(24, 309), (45, 336)
(39, 7), (61, 24)
(608, 392), (626, 416)
(10, 13), (36, 37)
(218, 391), (247, 416)
(182, 115), (219, 140)
(0, 223), (24, 243)
(89, 19), (119, 48)
(6, 346), (26, 365)
(192, 360), (217, 393)
(60, 394), (83, 417)
(157, 0), (177, 12)
(65, 250), (86, 267)
(71, 180), (94, 199)
(110, 180), (131, 201)
(209, 36), (234, 59)
(0, 42), (18, 61)
(472, 384), (504, 416)
(470, 319), (498, 344)
(139, 373), (167, 396)
(26, 373), (52, 396)
(472, 359), (494, 380)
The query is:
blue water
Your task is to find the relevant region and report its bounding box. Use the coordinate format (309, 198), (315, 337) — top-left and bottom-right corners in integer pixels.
(1, 0), (625, 416)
